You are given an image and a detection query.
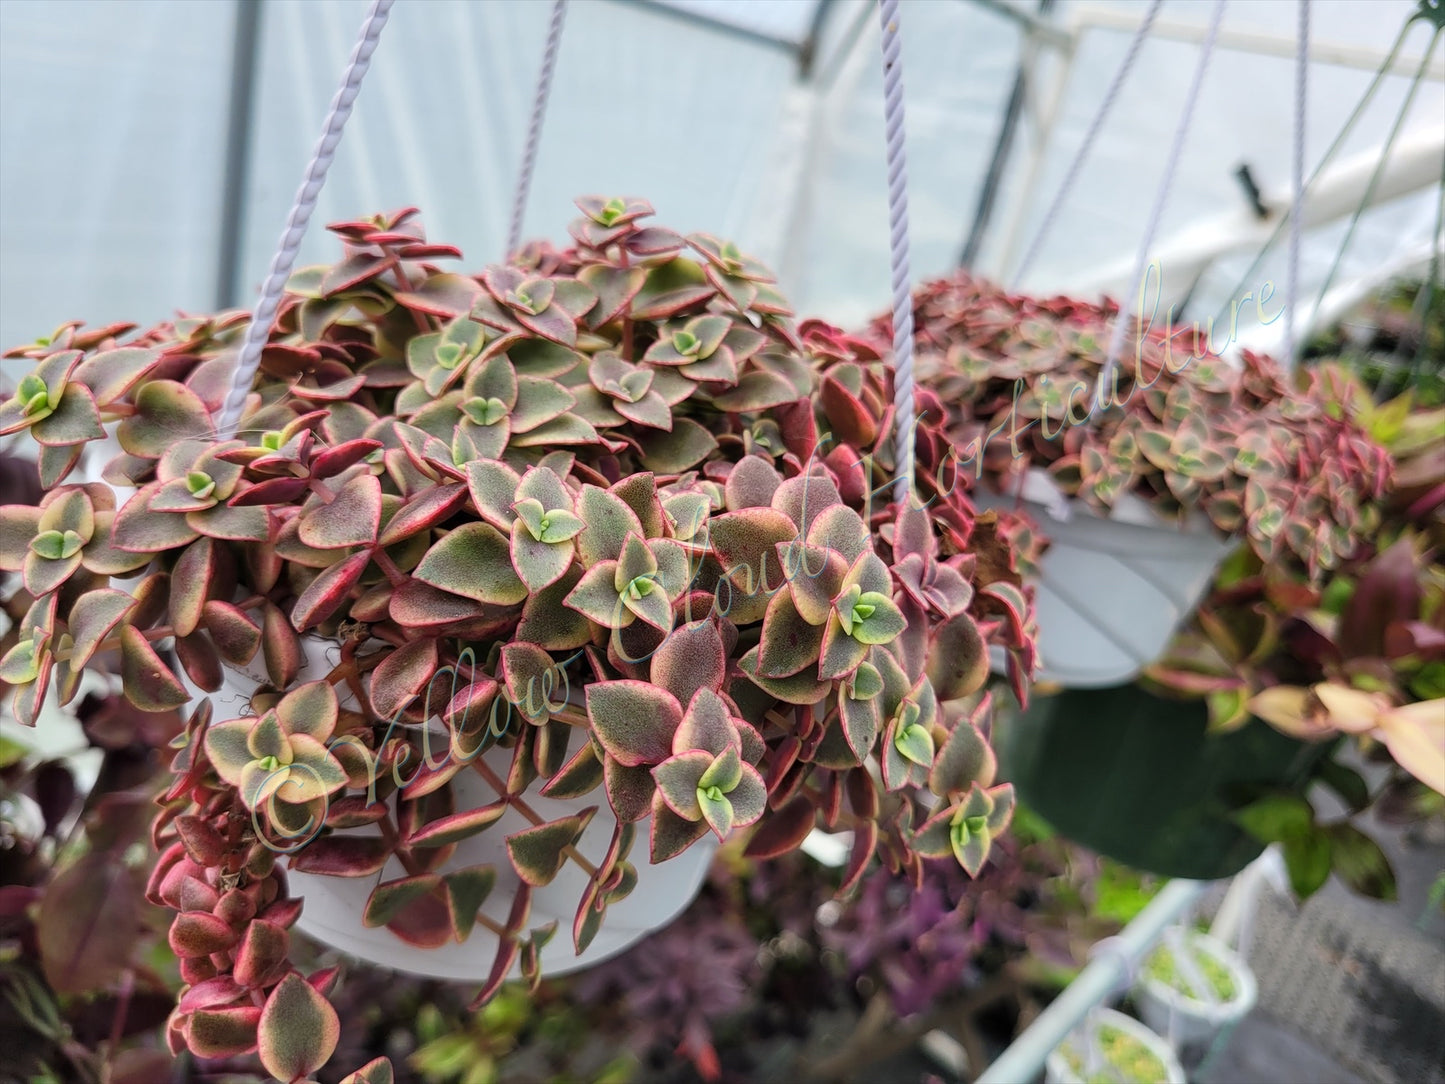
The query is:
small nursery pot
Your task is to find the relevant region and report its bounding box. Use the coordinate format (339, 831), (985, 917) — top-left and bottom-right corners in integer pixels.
(1045, 1008), (1186, 1084)
(1134, 929), (1257, 1050)
(975, 469), (1233, 689)
(188, 637), (718, 980)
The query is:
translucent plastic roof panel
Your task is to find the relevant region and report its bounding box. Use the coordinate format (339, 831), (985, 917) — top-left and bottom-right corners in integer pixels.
(0, 0), (1439, 364)
(655, 0), (821, 46)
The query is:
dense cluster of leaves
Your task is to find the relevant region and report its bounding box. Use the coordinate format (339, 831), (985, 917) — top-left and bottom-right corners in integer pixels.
(0, 200), (1039, 1080)
(0, 683), (184, 1084)
(1144, 366), (1444, 898)
(870, 273), (1392, 581)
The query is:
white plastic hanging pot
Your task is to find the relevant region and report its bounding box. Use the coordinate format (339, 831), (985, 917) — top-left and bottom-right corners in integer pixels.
(976, 469), (1234, 688)
(1044, 1008), (1186, 1084)
(1134, 929), (1257, 1052)
(183, 636), (718, 980)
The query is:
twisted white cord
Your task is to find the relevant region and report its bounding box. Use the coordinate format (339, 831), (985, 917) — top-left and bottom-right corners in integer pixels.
(506, 0), (568, 257)
(1011, 0), (1163, 288)
(1284, 0), (1309, 370)
(878, 0), (915, 503)
(216, 0), (395, 440)
(1100, 0), (1227, 397)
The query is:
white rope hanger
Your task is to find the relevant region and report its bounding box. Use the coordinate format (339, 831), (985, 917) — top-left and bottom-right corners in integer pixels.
(1098, 0), (1228, 404)
(507, 0), (568, 257)
(1284, 0), (1310, 370)
(217, 0), (395, 440)
(878, 0), (917, 504)
(1010, 0), (1165, 290)
(214, 0), (927, 512)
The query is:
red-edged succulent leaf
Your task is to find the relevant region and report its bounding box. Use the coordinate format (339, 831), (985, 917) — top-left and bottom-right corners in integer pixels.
(232, 920), (291, 988)
(651, 619), (726, 706)
(186, 1006), (263, 1059)
(120, 624), (188, 711)
(443, 866), (497, 942)
(406, 801), (507, 848)
(501, 642), (564, 724)
(585, 680), (683, 766)
(927, 612), (988, 700)
(736, 647), (832, 705)
(288, 836), (391, 877)
(575, 484), (644, 567)
(291, 550), (371, 630)
(414, 522), (527, 606)
(541, 741), (605, 800)
(506, 809), (596, 886)
(648, 794), (710, 863)
(339, 1056), (397, 1084)
(757, 589), (825, 678)
(257, 972), (340, 1083)
(299, 472), (382, 549)
(65, 588), (136, 671)
(651, 750), (711, 821)
(363, 874), (442, 928)
(742, 794), (817, 859)
(169, 912), (240, 958)
(369, 638), (438, 720)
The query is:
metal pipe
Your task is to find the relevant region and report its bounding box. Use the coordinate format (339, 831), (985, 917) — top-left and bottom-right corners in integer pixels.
(622, 0), (803, 55)
(215, 0), (264, 309)
(1075, 3), (1445, 80)
(977, 878), (1208, 1084)
(1068, 128), (1445, 309)
(991, 29), (1078, 282)
(959, 0), (1058, 269)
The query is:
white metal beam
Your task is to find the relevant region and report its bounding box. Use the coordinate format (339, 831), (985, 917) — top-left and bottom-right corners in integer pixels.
(1064, 128), (1445, 310)
(1073, 4), (1445, 81)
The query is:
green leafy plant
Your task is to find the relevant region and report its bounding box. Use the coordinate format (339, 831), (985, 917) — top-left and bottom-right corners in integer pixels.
(1144, 363), (1443, 899)
(0, 199), (1039, 1080)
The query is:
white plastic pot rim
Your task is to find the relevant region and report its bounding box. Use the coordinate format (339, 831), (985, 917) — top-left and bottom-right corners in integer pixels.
(185, 635), (718, 980)
(991, 467), (1220, 537)
(1138, 930), (1258, 1022)
(1045, 1008), (1187, 1084)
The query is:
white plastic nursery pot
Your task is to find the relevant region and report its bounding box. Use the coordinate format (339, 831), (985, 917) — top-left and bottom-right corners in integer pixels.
(975, 469), (1233, 688)
(1134, 930), (1258, 1050)
(184, 636), (719, 981)
(1044, 1008), (1187, 1084)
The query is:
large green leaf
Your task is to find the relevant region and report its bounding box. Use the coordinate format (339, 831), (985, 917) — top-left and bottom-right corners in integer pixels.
(998, 683), (1329, 880)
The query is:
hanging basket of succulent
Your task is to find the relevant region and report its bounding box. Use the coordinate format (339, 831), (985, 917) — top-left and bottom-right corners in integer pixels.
(864, 273), (1393, 689)
(0, 198), (1040, 1076)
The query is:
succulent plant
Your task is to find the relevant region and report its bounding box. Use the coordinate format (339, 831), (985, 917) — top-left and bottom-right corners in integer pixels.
(868, 273), (1393, 583)
(1145, 365), (1443, 899)
(0, 199), (1038, 1080)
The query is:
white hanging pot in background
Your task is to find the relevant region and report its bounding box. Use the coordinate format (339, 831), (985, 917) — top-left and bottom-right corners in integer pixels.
(183, 636), (718, 980)
(976, 469), (1234, 689)
(1134, 928), (1257, 1053)
(1045, 1008), (1187, 1084)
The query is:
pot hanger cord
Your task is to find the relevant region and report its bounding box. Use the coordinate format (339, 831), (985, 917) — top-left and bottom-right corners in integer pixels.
(507, 0), (568, 257)
(1305, 22), (1443, 345)
(1009, 0), (1164, 289)
(1283, 0), (1309, 370)
(879, 0), (917, 504)
(1215, 14), (1419, 335)
(217, 0), (395, 441)
(1099, 0), (1227, 399)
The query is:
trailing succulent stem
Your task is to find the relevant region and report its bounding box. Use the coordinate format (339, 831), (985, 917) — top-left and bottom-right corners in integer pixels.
(0, 200), (1039, 1080)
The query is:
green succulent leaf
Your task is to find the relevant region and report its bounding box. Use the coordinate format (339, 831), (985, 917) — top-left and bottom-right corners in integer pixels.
(506, 809), (595, 886)
(415, 522), (527, 606)
(257, 973), (340, 1083)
